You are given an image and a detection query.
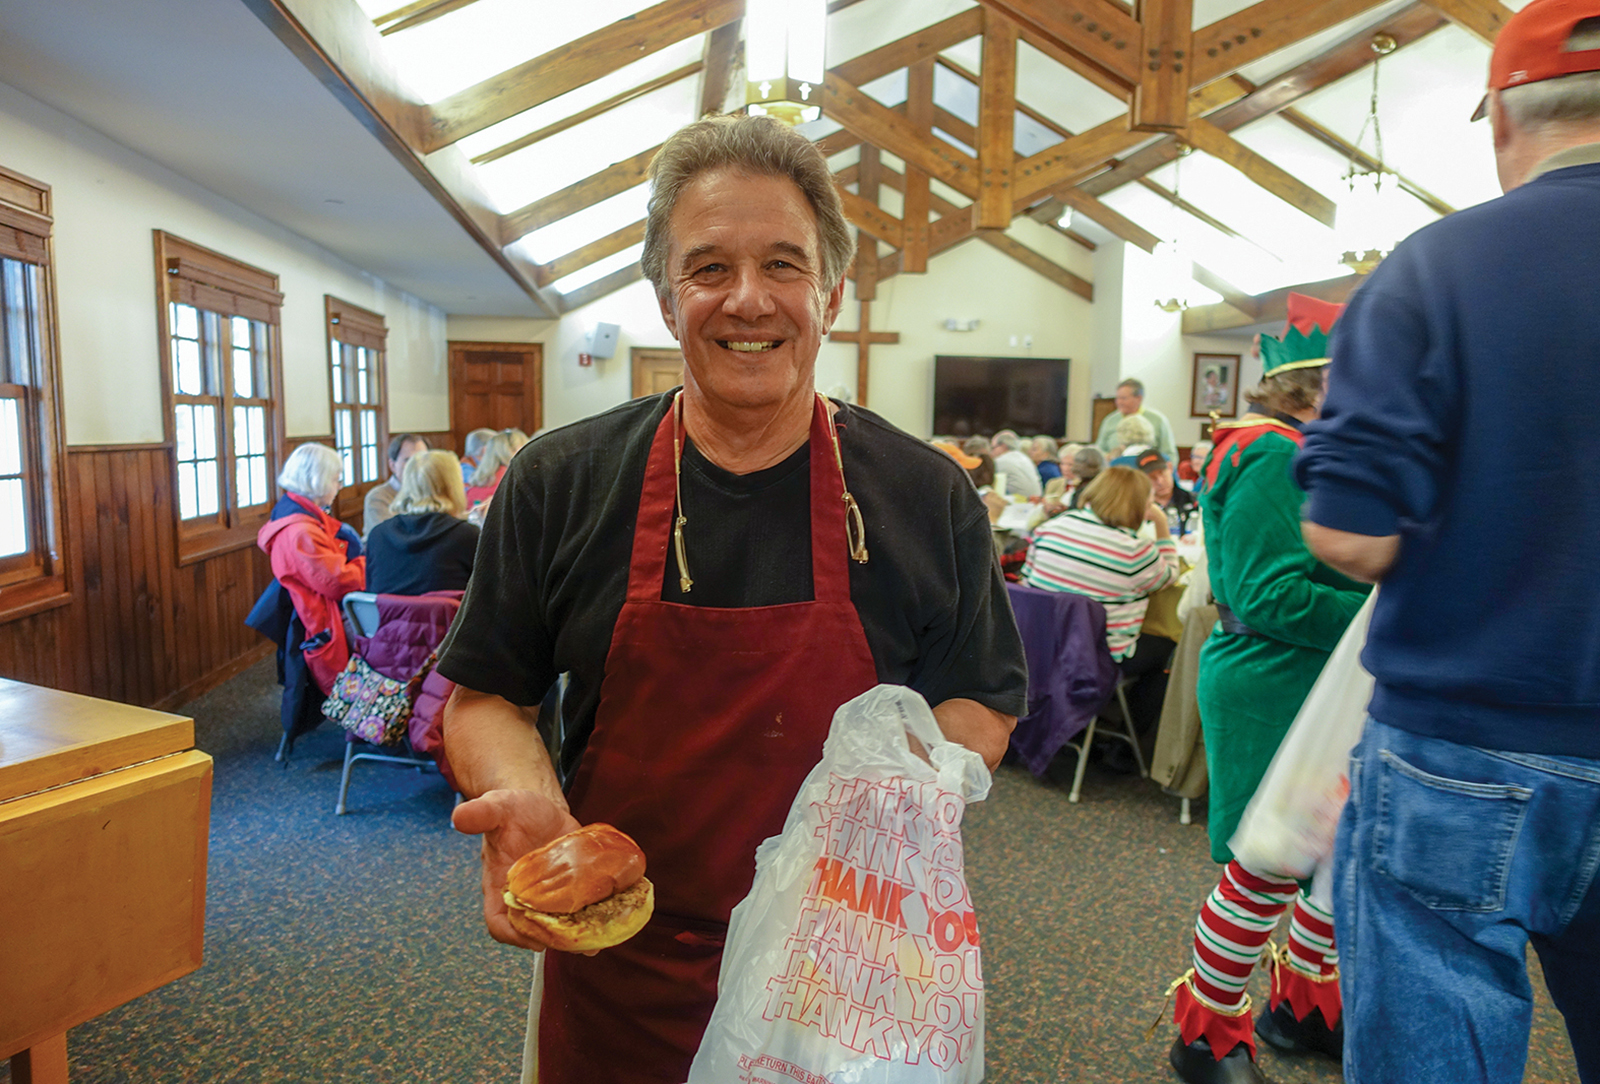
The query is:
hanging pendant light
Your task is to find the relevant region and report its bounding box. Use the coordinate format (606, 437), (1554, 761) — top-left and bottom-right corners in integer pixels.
(745, 0), (826, 126)
(1338, 34), (1409, 274)
(1153, 144), (1200, 313)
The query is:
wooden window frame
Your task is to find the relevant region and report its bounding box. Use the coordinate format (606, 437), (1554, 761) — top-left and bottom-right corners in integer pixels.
(154, 231), (286, 566)
(0, 164), (71, 623)
(325, 296), (388, 514)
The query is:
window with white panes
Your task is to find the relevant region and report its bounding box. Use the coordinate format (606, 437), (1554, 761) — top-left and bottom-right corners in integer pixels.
(157, 231), (284, 562)
(0, 164), (68, 617)
(326, 297), (387, 493)
(0, 258), (41, 560)
(168, 304), (272, 520)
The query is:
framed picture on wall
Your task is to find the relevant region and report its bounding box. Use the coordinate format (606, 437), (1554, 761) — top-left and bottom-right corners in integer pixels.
(1192, 353), (1240, 418)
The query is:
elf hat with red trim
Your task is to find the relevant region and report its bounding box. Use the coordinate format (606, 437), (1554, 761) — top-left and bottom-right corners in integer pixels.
(1470, 0), (1600, 121)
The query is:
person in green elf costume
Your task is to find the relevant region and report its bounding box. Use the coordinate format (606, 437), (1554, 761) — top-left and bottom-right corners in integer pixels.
(1165, 294), (1371, 1084)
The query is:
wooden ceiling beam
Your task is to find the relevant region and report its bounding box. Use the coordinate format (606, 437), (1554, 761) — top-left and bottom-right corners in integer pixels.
(935, 107), (979, 150)
(1133, 0), (1194, 132)
(471, 62), (701, 166)
(1080, 3), (1447, 196)
(978, 0), (1141, 92)
(422, 0), (741, 152)
(855, 145), (882, 300)
(831, 8), (985, 87)
(1421, 0), (1516, 45)
(1010, 77), (1243, 209)
(1186, 118), (1338, 227)
(501, 143), (660, 244)
(374, 0), (482, 36)
(536, 219), (645, 289)
(976, 9), (1020, 229)
(1192, 0), (1394, 85)
(904, 58), (936, 273)
(822, 72), (980, 198)
(1181, 272), (1362, 333)
(558, 263), (645, 313)
(979, 231), (1094, 300)
(699, 20), (742, 117)
(936, 56), (1077, 143)
(839, 188), (906, 249)
(1057, 188), (1163, 252)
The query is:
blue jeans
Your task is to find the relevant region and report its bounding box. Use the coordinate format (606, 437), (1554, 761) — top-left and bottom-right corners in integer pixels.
(1334, 717), (1600, 1083)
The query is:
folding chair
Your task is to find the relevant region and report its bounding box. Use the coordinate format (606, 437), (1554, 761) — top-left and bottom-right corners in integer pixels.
(334, 591), (456, 815)
(1064, 673), (1147, 804)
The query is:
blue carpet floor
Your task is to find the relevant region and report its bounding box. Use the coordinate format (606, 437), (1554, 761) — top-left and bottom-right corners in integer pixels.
(4, 658), (1579, 1082)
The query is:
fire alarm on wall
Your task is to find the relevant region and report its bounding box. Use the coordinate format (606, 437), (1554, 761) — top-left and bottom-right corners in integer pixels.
(578, 352), (593, 367)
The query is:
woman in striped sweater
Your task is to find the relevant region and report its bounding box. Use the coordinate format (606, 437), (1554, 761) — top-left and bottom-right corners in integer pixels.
(1021, 466), (1179, 744)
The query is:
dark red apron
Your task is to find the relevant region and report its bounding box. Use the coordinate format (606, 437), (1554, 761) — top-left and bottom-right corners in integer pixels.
(538, 393), (880, 1083)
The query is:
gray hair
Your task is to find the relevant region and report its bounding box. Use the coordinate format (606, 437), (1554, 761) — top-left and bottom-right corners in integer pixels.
(470, 432), (517, 488)
(464, 427), (498, 460)
(991, 430), (1022, 452)
(1073, 446), (1104, 478)
(641, 114), (856, 296)
(1117, 378), (1146, 397)
(1031, 435), (1059, 458)
(1499, 20), (1600, 129)
(278, 442), (343, 504)
(1114, 414), (1156, 447)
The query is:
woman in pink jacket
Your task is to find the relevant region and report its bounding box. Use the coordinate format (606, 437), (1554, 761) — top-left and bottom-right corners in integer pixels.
(257, 442), (366, 695)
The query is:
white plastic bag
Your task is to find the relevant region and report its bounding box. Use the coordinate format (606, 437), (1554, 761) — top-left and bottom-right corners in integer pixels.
(1229, 591), (1378, 895)
(688, 685), (992, 1084)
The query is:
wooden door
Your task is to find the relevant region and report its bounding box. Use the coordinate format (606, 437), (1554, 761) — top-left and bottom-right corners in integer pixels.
(449, 341), (542, 452)
(631, 347), (683, 398)
(1091, 396), (1119, 443)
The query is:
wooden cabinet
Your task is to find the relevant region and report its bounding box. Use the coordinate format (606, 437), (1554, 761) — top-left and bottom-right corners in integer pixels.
(0, 679), (212, 1081)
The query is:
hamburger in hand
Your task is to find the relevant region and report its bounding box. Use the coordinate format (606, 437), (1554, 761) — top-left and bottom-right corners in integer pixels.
(503, 823), (654, 952)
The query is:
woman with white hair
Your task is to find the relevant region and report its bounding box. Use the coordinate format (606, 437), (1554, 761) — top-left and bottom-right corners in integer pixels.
(256, 442), (366, 697)
(464, 431), (517, 508)
(366, 450), (480, 596)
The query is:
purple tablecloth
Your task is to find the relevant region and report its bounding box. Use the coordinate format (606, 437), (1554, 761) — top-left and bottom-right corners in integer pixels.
(1005, 583), (1119, 777)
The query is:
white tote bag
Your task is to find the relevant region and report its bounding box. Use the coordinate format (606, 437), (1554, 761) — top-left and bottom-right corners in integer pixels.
(1229, 590), (1378, 903)
(688, 684), (992, 1084)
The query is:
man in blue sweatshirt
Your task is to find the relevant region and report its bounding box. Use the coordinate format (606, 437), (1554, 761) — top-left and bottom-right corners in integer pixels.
(1294, 3), (1600, 1081)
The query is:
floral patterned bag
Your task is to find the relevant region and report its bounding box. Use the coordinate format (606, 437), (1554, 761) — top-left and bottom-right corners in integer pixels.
(322, 653), (433, 746)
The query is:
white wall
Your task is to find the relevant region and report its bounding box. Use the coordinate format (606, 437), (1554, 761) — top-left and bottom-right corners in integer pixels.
(0, 80), (449, 445)
(451, 216), (1100, 441)
(1115, 242), (1256, 448)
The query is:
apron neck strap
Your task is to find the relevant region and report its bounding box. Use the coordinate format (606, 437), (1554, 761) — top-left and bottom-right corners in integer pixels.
(627, 392), (865, 604)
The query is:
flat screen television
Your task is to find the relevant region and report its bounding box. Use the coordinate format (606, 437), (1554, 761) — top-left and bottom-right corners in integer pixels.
(932, 355), (1070, 437)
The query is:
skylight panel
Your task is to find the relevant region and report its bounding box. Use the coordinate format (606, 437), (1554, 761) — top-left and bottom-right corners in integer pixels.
(373, 0), (659, 103)
(453, 37), (706, 162)
(550, 243), (646, 294)
(475, 81), (699, 213)
(510, 185), (650, 264)
(826, 0), (978, 69)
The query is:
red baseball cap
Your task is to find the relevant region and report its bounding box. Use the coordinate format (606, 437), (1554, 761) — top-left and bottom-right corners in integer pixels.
(1471, 0), (1600, 120)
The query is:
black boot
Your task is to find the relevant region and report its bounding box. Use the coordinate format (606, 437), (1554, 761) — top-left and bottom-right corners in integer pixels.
(1254, 1000), (1343, 1060)
(1168, 1036), (1268, 1084)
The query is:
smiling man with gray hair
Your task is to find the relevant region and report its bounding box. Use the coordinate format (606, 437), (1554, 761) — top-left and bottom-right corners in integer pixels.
(434, 112), (1025, 1083)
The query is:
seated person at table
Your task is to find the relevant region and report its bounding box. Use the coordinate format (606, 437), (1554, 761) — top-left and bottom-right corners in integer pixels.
(1030, 435), (1062, 482)
(1111, 413), (1156, 458)
(1179, 439), (1212, 491)
(1067, 446), (1104, 510)
(464, 431), (517, 509)
(1133, 447), (1198, 536)
(1021, 465), (1179, 754)
(365, 450), (480, 596)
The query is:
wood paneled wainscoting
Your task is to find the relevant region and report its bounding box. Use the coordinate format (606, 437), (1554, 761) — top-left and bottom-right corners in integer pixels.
(0, 444), (276, 710)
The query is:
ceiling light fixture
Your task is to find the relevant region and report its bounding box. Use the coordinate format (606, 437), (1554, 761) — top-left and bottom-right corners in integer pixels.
(1338, 33), (1407, 274)
(745, 0), (826, 126)
(1153, 144), (1199, 313)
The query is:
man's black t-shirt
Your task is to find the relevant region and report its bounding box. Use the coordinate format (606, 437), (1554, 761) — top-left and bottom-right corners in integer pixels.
(436, 393), (1028, 781)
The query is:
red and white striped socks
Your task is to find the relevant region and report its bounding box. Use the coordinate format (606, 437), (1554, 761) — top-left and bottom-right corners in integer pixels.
(1172, 859), (1341, 1059)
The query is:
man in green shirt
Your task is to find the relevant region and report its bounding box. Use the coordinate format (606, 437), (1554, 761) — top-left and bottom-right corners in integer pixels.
(1095, 378), (1177, 463)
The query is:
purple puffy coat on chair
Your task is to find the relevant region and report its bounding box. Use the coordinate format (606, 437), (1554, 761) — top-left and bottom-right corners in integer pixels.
(351, 591), (462, 791)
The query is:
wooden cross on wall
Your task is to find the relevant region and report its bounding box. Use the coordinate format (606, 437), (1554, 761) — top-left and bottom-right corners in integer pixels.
(829, 299), (898, 408)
